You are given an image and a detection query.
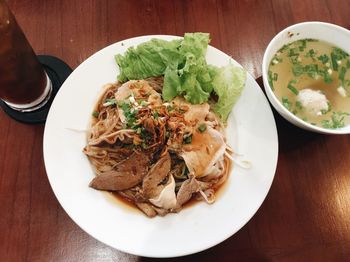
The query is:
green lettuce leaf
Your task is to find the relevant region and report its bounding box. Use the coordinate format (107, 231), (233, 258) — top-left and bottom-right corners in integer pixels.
(212, 64), (246, 121)
(179, 33), (210, 60)
(163, 65), (180, 101)
(115, 33), (246, 122)
(115, 38), (181, 82)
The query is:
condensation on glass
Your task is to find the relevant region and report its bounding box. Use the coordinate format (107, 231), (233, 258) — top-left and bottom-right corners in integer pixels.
(0, 0), (52, 112)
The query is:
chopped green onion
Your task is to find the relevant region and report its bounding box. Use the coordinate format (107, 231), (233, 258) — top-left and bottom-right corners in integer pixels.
(184, 135), (192, 144)
(331, 52), (339, 71)
(304, 64), (319, 79)
(103, 98), (117, 106)
(347, 60), (350, 69)
(140, 100), (148, 106)
(321, 111), (350, 129)
(288, 48), (299, 57)
(120, 102), (138, 128)
(298, 40), (307, 52)
(271, 55), (282, 65)
(333, 47), (349, 59)
(305, 49), (316, 60)
(295, 101), (303, 110)
(287, 79), (299, 95)
(92, 111), (99, 118)
(290, 56), (300, 65)
(292, 64), (304, 77)
(317, 54), (329, 64)
(198, 123), (207, 133)
(339, 66), (347, 81)
(153, 111), (159, 120)
(279, 44), (290, 52)
(282, 97), (292, 110)
(167, 105), (174, 112)
(268, 70), (274, 90)
(318, 69), (333, 84)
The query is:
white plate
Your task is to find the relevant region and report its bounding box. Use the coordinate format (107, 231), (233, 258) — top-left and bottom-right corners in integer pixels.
(43, 35), (278, 258)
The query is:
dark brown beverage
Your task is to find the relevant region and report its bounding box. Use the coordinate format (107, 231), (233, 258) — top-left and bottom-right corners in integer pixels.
(0, 1), (47, 106)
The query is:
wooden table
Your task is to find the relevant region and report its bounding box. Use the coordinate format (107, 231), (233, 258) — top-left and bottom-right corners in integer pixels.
(1, 0), (350, 261)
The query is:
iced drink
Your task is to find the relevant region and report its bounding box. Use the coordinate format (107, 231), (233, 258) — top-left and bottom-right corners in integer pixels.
(0, 0), (51, 111)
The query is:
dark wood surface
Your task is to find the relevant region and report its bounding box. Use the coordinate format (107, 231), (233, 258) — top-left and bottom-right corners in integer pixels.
(1, 0), (350, 261)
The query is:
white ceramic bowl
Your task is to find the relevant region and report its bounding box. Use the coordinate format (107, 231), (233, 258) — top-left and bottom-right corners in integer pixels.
(262, 21), (350, 134)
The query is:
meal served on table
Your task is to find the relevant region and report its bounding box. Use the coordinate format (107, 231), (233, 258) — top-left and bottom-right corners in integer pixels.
(83, 33), (246, 217)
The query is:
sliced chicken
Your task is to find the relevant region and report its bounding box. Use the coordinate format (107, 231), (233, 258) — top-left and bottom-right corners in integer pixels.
(171, 97), (210, 125)
(89, 152), (150, 191)
(115, 80), (162, 106)
(114, 81), (133, 101)
(149, 175), (176, 210)
(180, 126), (226, 177)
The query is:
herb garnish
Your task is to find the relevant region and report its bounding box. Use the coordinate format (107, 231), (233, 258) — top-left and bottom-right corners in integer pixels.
(317, 54), (329, 64)
(271, 55), (283, 65)
(318, 69), (333, 84)
(331, 52), (339, 71)
(120, 102), (138, 128)
(153, 111), (159, 120)
(282, 97), (292, 110)
(292, 64), (304, 77)
(347, 60), (350, 69)
(304, 64), (319, 79)
(321, 111), (350, 129)
(305, 49), (317, 61)
(184, 135), (192, 144)
(287, 79), (299, 95)
(295, 101), (303, 110)
(103, 98), (117, 106)
(298, 39), (307, 52)
(268, 70), (275, 90)
(198, 123), (207, 133)
(330, 47), (349, 71)
(339, 66), (347, 82)
(288, 48), (299, 58)
(92, 111), (99, 118)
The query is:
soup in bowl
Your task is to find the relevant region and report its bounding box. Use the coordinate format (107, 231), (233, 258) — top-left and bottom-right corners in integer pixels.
(262, 22), (350, 134)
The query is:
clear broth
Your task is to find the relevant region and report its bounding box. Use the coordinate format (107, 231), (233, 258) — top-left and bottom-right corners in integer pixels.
(268, 39), (350, 128)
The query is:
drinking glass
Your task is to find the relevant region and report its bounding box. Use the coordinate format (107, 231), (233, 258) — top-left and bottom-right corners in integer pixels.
(0, 0), (52, 112)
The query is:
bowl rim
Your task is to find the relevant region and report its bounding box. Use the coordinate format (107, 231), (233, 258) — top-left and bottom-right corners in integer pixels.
(262, 21), (350, 134)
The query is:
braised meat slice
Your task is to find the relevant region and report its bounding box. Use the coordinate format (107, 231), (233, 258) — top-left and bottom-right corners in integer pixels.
(89, 152), (150, 191)
(142, 153), (171, 199)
